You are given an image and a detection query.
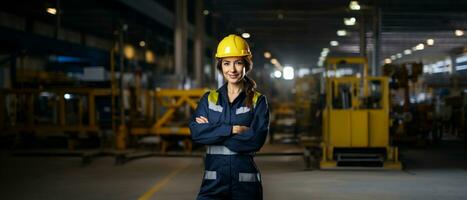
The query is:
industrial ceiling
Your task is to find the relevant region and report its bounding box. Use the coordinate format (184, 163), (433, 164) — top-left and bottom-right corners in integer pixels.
(1, 0), (467, 70)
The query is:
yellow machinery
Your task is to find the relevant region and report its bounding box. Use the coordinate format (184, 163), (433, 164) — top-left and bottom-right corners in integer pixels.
(320, 57), (401, 169)
(0, 88), (111, 150)
(0, 88), (205, 153)
(129, 89), (206, 153)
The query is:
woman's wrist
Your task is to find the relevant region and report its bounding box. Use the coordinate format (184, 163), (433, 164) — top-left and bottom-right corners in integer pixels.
(232, 125), (238, 134)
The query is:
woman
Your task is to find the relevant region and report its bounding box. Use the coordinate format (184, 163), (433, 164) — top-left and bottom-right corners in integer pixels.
(189, 34), (270, 200)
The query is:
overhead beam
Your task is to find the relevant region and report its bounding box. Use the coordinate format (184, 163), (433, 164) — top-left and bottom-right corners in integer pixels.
(114, 0), (194, 37)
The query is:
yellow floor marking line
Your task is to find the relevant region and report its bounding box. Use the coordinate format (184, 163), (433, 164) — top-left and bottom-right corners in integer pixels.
(138, 163), (191, 200)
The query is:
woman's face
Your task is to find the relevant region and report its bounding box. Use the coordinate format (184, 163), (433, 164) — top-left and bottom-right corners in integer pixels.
(221, 56), (246, 84)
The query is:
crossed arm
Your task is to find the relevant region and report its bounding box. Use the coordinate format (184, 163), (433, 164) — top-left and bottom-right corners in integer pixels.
(195, 116), (249, 134)
(189, 92), (270, 153)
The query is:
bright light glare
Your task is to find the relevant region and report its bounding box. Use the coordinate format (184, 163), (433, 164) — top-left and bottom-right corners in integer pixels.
(283, 66), (294, 80)
(64, 93), (71, 100)
(337, 30), (347, 36)
(241, 32), (251, 39)
(404, 49), (412, 55)
(427, 39), (434, 46)
(274, 70), (282, 78)
(455, 30), (464, 37)
(384, 58), (392, 64)
(264, 52), (271, 59)
(145, 50), (155, 63)
(349, 1), (361, 10)
(124, 45), (135, 59)
(330, 41), (339, 46)
(344, 17), (356, 26)
(271, 58), (278, 65)
(139, 41), (146, 47)
(415, 43), (425, 51)
(47, 8), (57, 15)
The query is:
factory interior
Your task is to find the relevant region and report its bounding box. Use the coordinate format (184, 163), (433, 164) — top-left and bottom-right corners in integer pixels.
(1, 0), (467, 199)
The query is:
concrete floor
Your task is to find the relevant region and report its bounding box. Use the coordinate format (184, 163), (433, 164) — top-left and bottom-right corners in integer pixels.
(1, 140), (467, 200)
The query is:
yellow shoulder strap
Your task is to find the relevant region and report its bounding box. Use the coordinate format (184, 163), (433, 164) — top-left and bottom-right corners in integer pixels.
(252, 91), (262, 107)
(208, 90), (219, 104)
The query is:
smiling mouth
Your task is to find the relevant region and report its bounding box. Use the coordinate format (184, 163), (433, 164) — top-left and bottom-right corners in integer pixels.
(228, 74), (239, 79)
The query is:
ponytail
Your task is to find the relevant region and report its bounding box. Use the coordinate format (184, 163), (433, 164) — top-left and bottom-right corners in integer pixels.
(243, 75), (257, 108)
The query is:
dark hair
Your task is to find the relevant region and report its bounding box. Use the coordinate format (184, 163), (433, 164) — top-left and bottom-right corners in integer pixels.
(216, 57), (257, 107)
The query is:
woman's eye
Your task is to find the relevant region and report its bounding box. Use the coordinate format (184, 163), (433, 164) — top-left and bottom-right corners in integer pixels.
(223, 62), (229, 66)
(236, 61), (244, 65)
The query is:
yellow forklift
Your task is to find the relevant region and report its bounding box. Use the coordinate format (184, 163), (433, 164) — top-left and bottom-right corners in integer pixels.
(320, 57), (401, 169)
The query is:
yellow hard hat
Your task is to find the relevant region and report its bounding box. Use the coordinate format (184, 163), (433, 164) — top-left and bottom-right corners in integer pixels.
(215, 34), (252, 59)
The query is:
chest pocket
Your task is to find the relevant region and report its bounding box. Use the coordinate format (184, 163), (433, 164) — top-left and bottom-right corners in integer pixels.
(235, 106), (253, 125)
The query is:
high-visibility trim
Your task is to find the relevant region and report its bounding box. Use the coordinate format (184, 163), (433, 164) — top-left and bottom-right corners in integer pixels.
(206, 145), (255, 156)
(204, 171), (217, 180)
(207, 145), (238, 155)
(208, 90), (219, 104)
(235, 106), (251, 114)
(208, 102), (223, 112)
(252, 91), (261, 108)
(239, 173), (261, 182)
(209, 90), (262, 108)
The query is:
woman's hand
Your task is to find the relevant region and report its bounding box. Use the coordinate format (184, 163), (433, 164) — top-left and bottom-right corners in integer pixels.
(196, 116), (209, 124)
(232, 125), (249, 135)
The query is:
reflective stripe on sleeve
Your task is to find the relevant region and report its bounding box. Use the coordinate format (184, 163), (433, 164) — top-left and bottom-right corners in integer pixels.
(204, 171), (217, 180)
(239, 173), (261, 182)
(208, 102), (223, 112)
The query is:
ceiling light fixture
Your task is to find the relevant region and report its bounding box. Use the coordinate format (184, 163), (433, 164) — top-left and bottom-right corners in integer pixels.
(415, 43), (425, 51)
(46, 8), (57, 15)
(349, 1), (361, 11)
(139, 41), (146, 47)
(344, 17), (356, 26)
(271, 58), (278, 65)
(337, 30), (347, 36)
(330, 41), (339, 46)
(274, 70), (282, 78)
(283, 66), (295, 80)
(427, 39), (434, 46)
(241, 32), (250, 39)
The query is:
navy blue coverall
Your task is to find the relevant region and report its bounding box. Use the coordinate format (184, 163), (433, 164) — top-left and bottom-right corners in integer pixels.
(189, 84), (270, 200)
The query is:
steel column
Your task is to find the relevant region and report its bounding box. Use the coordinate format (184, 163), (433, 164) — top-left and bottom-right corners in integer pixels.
(175, 0), (188, 78)
(194, 0), (205, 87)
(372, 7), (382, 76)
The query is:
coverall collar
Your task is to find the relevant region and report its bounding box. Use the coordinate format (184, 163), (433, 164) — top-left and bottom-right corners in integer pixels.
(218, 82), (246, 105)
